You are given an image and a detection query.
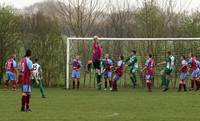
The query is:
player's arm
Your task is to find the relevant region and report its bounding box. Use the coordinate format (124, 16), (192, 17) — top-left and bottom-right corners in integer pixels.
(13, 60), (19, 79)
(39, 66), (43, 80)
(157, 61), (166, 66)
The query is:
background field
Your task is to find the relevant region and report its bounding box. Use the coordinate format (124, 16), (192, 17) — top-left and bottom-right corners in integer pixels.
(0, 88), (200, 121)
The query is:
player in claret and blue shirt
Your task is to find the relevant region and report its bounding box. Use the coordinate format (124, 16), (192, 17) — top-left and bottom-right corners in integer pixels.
(4, 53), (18, 90)
(188, 54), (200, 91)
(19, 49), (35, 112)
(143, 54), (155, 92)
(178, 55), (188, 91)
(111, 55), (124, 91)
(102, 53), (113, 91)
(72, 55), (82, 89)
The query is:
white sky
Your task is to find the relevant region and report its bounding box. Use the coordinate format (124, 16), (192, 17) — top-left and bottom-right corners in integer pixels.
(0, 0), (200, 12)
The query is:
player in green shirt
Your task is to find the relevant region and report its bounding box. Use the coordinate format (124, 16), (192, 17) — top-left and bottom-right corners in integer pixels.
(157, 51), (175, 92)
(125, 50), (139, 88)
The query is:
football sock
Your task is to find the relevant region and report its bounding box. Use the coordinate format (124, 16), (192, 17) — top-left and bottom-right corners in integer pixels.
(12, 80), (17, 89)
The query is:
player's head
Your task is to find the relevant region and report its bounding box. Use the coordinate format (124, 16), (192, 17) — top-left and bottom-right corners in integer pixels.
(167, 51), (171, 56)
(25, 49), (32, 57)
(120, 55), (124, 60)
(105, 53), (109, 59)
(131, 50), (136, 55)
(189, 53), (195, 58)
(94, 36), (99, 41)
(35, 58), (38, 62)
(11, 53), (16, 60)
(148, 54), (153, 58)
(76, 55), (80, 60)
(181, 55), (185, 60)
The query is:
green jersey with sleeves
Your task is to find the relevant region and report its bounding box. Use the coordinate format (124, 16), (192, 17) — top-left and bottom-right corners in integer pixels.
(165, 55), (175, 69)
(125, 55), (138, 68)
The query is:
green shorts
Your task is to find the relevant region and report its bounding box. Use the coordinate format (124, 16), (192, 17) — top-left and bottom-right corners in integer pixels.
(130, 67), (138, 74)
(164, 68), (172, 75)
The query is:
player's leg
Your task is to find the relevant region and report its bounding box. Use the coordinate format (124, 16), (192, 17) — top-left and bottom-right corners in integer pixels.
(130, 72), (137, 88)
(21, 85), (31, 112)
(38, 79), (45, 97)
(76, 70), (81, 89)
(160, 70), (166, 87)
(25, 86), (32, 111)
(190, 71), (196, 90)
(4, 72), (10, 89)
(72, 70), (76, 89)
(146, 74), (152, 92)
(96, 69), (102, 90)
(21, 92), (26, 112)
(10, 72), (17, 90)
(93, 60), (101, 90)
(108, 71), (112, 90)
(163, 69), (171, 92)
(195, 78), (200, 91)
(112, 74), (119, 91)
(179, 73), (184, 91)
(104, 72), (108, 90)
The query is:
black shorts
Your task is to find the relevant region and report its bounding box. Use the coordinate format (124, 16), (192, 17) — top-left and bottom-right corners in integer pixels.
(93, 60), (100, 69)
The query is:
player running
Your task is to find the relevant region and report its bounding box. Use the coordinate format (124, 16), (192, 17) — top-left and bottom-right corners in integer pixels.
(19, 49), (35, 112)
(143, 54), (155, 92)
(125, 50), (138, 88)
(92, 36), (103, 90)
(188, 54), (200, 91)
(157, 51), (175, 92)
(111, 55), (124, 91)
(4, 54), (18, 90)
(102, 54), (113, 91)
(71, 55), (82, 89)
(31, 59), (46, 98)
(178, 56), (188, 91)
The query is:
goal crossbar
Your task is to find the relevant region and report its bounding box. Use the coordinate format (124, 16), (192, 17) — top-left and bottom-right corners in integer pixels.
(65, 37), (200, 89)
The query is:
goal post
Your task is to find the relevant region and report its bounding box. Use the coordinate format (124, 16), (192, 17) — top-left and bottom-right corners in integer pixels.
(65, 37), (200, 89)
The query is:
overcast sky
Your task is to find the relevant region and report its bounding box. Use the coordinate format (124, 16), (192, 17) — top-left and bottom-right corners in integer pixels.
(1, 0), (200, 12)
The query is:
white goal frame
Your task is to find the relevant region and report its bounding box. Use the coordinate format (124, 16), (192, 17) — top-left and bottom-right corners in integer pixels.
(65, 37), (200, 89)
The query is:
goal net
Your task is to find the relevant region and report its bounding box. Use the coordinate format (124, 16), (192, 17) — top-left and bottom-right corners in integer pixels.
(65, 37), (200, 89)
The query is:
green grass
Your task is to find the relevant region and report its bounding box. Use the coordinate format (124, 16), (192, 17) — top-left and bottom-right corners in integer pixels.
(0, 88), (200, 121)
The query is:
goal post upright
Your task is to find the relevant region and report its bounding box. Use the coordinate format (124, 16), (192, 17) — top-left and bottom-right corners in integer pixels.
(66, 37), (70, 89)
(65, 37), (200, 89)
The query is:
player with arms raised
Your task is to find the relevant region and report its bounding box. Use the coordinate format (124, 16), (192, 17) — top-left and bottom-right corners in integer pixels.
(32, 58), (46, 98)
(92, 36), (103, 90)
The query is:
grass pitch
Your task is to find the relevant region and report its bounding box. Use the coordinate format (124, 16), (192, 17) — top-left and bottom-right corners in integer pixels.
(0, 88), (200, 121)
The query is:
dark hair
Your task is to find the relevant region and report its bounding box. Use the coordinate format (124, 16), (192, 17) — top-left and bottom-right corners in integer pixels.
(181, 55), (186, 59)
(25, 49), (32, 57)
(167, 51), (171, 55)
(120, 55), (124, 60)
(149, 54), (152, 58)
(35, 58), (38, 62)
(132, 50), (136, 54)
